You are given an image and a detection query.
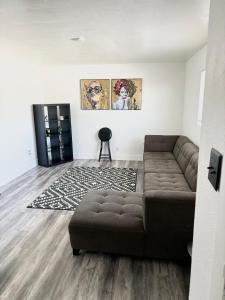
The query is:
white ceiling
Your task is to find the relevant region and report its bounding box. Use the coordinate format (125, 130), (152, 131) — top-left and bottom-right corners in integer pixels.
(0, 0), (210, 64)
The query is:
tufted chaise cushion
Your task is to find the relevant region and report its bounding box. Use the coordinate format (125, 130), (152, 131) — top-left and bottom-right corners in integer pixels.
(144, 173), (191, 192)
(69, 190), (144, 256)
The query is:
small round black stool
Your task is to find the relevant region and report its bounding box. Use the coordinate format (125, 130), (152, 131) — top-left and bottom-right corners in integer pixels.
(98, 127), (112, 162)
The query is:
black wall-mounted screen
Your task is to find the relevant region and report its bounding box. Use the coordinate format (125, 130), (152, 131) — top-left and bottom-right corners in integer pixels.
(208, 148), (223, 191)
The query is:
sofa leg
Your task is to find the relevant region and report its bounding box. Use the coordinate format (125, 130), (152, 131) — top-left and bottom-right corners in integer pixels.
(73, 248), (80, 256)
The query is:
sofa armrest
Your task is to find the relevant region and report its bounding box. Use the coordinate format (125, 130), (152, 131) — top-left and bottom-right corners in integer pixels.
(143, 190), (195, 232)
(144, 135), (179, 152)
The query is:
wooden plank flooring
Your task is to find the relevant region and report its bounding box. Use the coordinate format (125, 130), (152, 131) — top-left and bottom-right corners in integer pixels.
(0, 160), (190, 300)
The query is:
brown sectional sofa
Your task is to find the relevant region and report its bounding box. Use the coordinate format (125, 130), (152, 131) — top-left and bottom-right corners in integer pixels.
(143, 135), (198, 259)
(69, 135), (198, 260)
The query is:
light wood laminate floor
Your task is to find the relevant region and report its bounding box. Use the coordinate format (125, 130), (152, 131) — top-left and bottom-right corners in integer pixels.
(0, 159), (190, 300)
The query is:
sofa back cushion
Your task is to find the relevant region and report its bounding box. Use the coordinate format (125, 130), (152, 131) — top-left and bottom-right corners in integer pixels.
(176, 143), (199, 173)
(144, 135), (178, 152)
(185, 152), (199, 192)
(173, 136), (191, 159)
(173, 136), (198, 173)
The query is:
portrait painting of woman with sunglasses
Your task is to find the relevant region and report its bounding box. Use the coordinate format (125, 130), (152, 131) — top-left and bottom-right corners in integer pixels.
(80, 79), (110, 110)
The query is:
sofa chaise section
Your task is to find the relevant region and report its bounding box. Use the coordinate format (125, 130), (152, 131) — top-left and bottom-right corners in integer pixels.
(69, 190), (144, 257)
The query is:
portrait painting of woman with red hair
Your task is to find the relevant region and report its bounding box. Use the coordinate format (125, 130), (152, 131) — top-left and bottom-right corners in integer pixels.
(111, 79), (142, 110)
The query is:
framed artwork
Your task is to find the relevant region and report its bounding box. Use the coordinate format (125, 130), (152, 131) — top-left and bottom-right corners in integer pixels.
(80, 79), (110, 110)
(111, 78), (142, 110)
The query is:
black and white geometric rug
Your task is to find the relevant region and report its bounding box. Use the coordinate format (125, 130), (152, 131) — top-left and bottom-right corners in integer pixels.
(27, 167), (137, 211)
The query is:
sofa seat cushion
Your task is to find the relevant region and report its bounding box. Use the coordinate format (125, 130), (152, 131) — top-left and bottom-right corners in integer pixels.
(144, 173), (191, 192)
(69, 190), (144, 256)
(144, 159), (182, 174)
(144, 152), (174, 160)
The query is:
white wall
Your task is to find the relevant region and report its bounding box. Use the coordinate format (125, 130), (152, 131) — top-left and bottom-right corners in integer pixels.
(0, 51), (44, 186)
(189, 0), (225, 299)
(42, 63), (185, 161)
(0, 61), (185, 186)
(182, 46), (207, 145)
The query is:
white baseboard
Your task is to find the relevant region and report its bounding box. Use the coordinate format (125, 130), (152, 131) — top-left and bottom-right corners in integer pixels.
(74, 152), (143, 161)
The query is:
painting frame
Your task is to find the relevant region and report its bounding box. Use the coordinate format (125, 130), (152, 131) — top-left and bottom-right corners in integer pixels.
(111, 78), (142, 110)
(80, 79), (110, 110)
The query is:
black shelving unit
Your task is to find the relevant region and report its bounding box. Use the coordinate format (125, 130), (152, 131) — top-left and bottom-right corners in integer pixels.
(33, 104), (73, 167)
